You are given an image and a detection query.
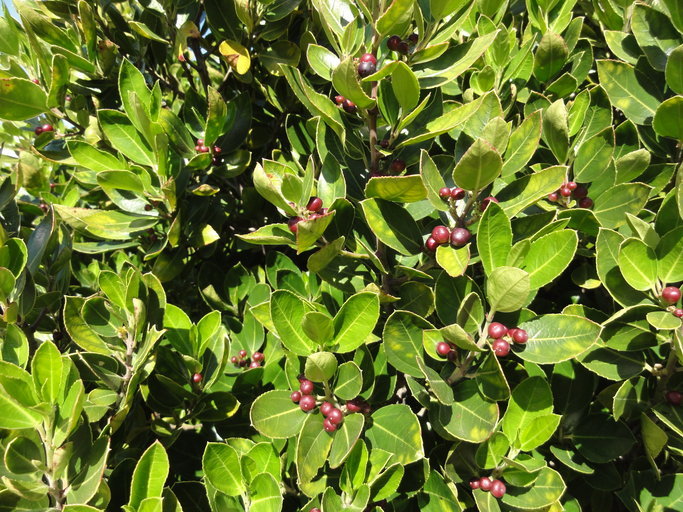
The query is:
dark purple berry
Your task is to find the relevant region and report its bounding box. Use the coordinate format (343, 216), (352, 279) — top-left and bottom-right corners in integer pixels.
(299, 379), (315, 395)
(425, 237), (438, 252)
(359, 53), (377, 65)
(327, 408), (343, 425)
(320, 401), (334, 416)
(490, 480), (506, 498)
(358, 60), (376, 78)
(479, 477), (492, 491)
(578, 197), (593, 209)
(387, 35), (401, 51)
(450, 187), (465, 200)
(479, 196), (498, 211)
(323, 418), (337, 432)
(450, 227), (471, 247)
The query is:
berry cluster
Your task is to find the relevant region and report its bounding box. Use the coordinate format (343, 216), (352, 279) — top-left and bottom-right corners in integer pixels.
(425, 225), (472, 252)
(488, 322), (528, 357)
(357, 53), (377, 78)
(548, 182), (592, 209)
(34, 123), (53, 136)
(439, 186), (466, 201)
(288, 196), (328, 233)
(436, 341), (457, 361)
(291, 379), (370, 433)
(334, 94), (357, 113)
(230, 350), (264, 369)
(470, 477), (506, 498)
(194, 139), (223, 166)
(666, 390), (682, 406)
(386, 33), (418, 55)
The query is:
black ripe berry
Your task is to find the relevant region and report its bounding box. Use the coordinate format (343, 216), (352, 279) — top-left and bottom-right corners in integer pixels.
(578, 197), (593, 209)
(425, 237), (438, 252)
(342, 99), (357, 113)
(358, 60), (376, 78)
(389, 159), (406, 173)
(387, 35), (401, 51)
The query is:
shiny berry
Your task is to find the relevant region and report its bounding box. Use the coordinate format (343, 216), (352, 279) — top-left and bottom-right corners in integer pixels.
(144, 204), (153, 211)
(201, 145), (210, 153)
(42, 123), (54, 133)
(560, 186), (572, 197)
(511, 328), (528, 344)
(249, 361), (260, 368)
(547, 192), (559, 202)
(213, 146), (222, 154)
(447, 350), (458, 362)
(662, 286), (681, 304)
(390, 159), (406, 173)
(231, 356), (238, 364)
(436, 342), (451, 357)
(450, 227), (471, 247)
(469, 478), (480, 489)
(572, 185), (588, 199)
(197, 138), (204, 145)
(666, 390), (682, 406)
(397, 41), (410, 54)
(320, 401), (334, 416)
(239, 349), (247, 358)
(360, 53), (377, 65)
(300, 379), (315, 395)
(288, 217), (302, 233)
(578, 197), (593, 209)
(387, 35), (401, 51)
(450, 187), (466, 200)
(358, 60), (376, 77)
(490, 480), (506, 498)
(342, 99), (357, 113)
(307, 196), (323, 212)
(439, 187), (451, 199)
(299, 395), (316, 412)
(34, 126), (43, 135)
(195, 145), (202, 151)
(31, 78), (40, 84)
(673, 308), (683, 318)
(567, 181), (577, 190)
(479, 477), (492, 491)
(492, 339), (511, 357)
(408, 33), (418, 44)
(479, 196), (498, 211)
(488, 322), (508, 339)
(431, 226), (450, 244)
(425, 237), (438, 252)
(291, 391), (302, 402)
(327, 408), (343, 425)
(346, 400), (363, 413)
(192, 373), (202, 383)
(323, 418), (337, 432)
(252, 352), (264, 362)
(334, 95), (345, 104)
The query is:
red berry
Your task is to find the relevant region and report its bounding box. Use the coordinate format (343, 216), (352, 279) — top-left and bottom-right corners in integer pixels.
(197, 138), (204, 145)
(666, 390), (682, 406)
(387, 35), (401, 51)
(201, 145), (210, 153)
(547, 192), (559, 202)
(450, 187), (466, 200)
(572, 185), (588, 199)
(288, 217), (302, 233)
(307, 197), (323, 212)
(439, 187), (452, 199)
(408, 33), (418, 44)
(192, 373), (202, 383)
(479, 477), (492, 491)
(334, 95), (345, 104)
(195, 145), (201, 151)
(567, 181), (578, 190)
(291, 391), (302, 403)
(488, 322), (508, 339)
(662, 286), (681, 304)
(431, 226), (450, 244)
(390, 159), (406, 173)
(230, 356), (238, 364)
(323, 418), (337, 432)
(300, 395), (316, 412)
(380, 139), (390, 148)
(360, 53), (377, 65)
(346, 400), (363, 413)
(252, 352), (264, 362)
(397, 41), (410, 54)
(300, 379), (315, 395)
(249, 361), (260, 368)
(425, 237), (438, 252)
(213, 146), (222, 154)
(310, 509), (322, 512)
(42, 123), (53, 132)
(479, 196), (498, 211)
(673, 308), (683, 318)
(560, 186), (572, 197)
(358, 60), (376, 77)
(492, 339), (510, 357)
(31, 78), (40, 84)
(490, 479), (506, 498)
(436, 342), (452, 357)
(327, 408), (343, 425)
(34, 126), (43, 135)
(239, 349), (247, 358)
(320, 401), (333, 416)
(342, 99), (357, 113)
(469, 478), (481, 489)
(511, 328), (528, 344)
(578, 197), (593, 209)
(450, 227), (471, 247)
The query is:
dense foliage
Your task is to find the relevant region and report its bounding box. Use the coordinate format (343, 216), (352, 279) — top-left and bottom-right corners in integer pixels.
(0, 0), (682, 510)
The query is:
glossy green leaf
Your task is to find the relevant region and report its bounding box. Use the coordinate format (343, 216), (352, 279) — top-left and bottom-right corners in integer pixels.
(502, 110), (542, 177)
(435, 244), (469, 278)
(360, 199), (422, 255)
(250, 390), (307, 438)
(501, 467), (566, 509)
(98, 109), (155, 166)
(384, 310), (432, 377)
(365, 176), (427, 203)
(515, 314), (600, 364)
(522, 230), (577, 289)
(596, 60), (660, 125)
(617, 238), (658, 291)
(477, 202), (511, 276)
(533, 32), (568, 82)
(653, 96), (683, 140)
(485, 266), (530, 313)
(437, 380), (499, 443)
(270, 290), (317, 355)
(128, 441), (169, 510)
(452, 138), (502, 191)
(203, 443), (244, 496)
(332, 291), (380, 353)
(0, 78), (48, 120)
(329, 413), (364, 468)
(297, 413), (334, 483)
(365, 405), (424, 464)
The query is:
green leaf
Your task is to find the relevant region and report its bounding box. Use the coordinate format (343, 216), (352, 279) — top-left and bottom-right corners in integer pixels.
(593, 183), (651, 229)
(53, 205), (157, 241)
(573, 128), (615, 182)
(307, 44), (340, 81)
(67, 141), (125, 172)
(250, 390), (307, 439)
(416, 356), (454, 405)
(118, 59), (151, 118)
(98, 109), (155, 166)
(238, 223), (296, 246)
(302, 312), (334, 344)
(475, 432), (510, 469)
(502, 110), (542, 177)
(665, 45), (683, 95)
(360, 199), (422, 255)
(452, 138), (502, 191)
(0, 364), (43, 430)
(656, 227), (683, 282)
(329, 413), (364, 468)
(501, 467), (566, 509)
(297, 413), (334, 483)
(31, 340), (63, 405)
(128, 441), (169, 510)
(475, 352), (510, 401)
(296, 211), (335, 254)
(305, 352), (338, 382)
(157, 108), (195, 158)
(332, 292), (380, 353)
(573, 414), (636, 463)
(205, 87), (227, 146)
(477, 202), (511, 276)
(646, 311), (681, 330)
(318, 154), (346, 208)
(518, 414), (561, 451)
(631, 4), (680, 72)
(249, 473), (283, 512)
(376, 0), (413, 37)
(617, 238), (658, 291)
(420, 150), (449, 211)
(641, 413), (668, 460)
(515, 314), (601, 364)
(364, 176), (427, 203)
(270, 290), (317, 355)
(596, 229), (648, 306)
(435, 244), (470, 277)
(384, 310), (432, 377)
(502, 376), (553, 445)
(436, 379), (499, 443)
(365, 404), (424, 464)
(596, 60), (660, 125)
(542, 100), (569, 163)
(203, 443), (244, 496)
(67, 437), (110, 505)
(521, 230), (578, 289)
(391, 61), (419, 112)
(334, 362), (362, 401)
(533, 32), (568, 82)
(331, 57), (375, 109)
(653, 96), (683, 140)
(497, 165), (566, 217)
(0, 78), (48, 120)
(485, 266), (530, 313)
